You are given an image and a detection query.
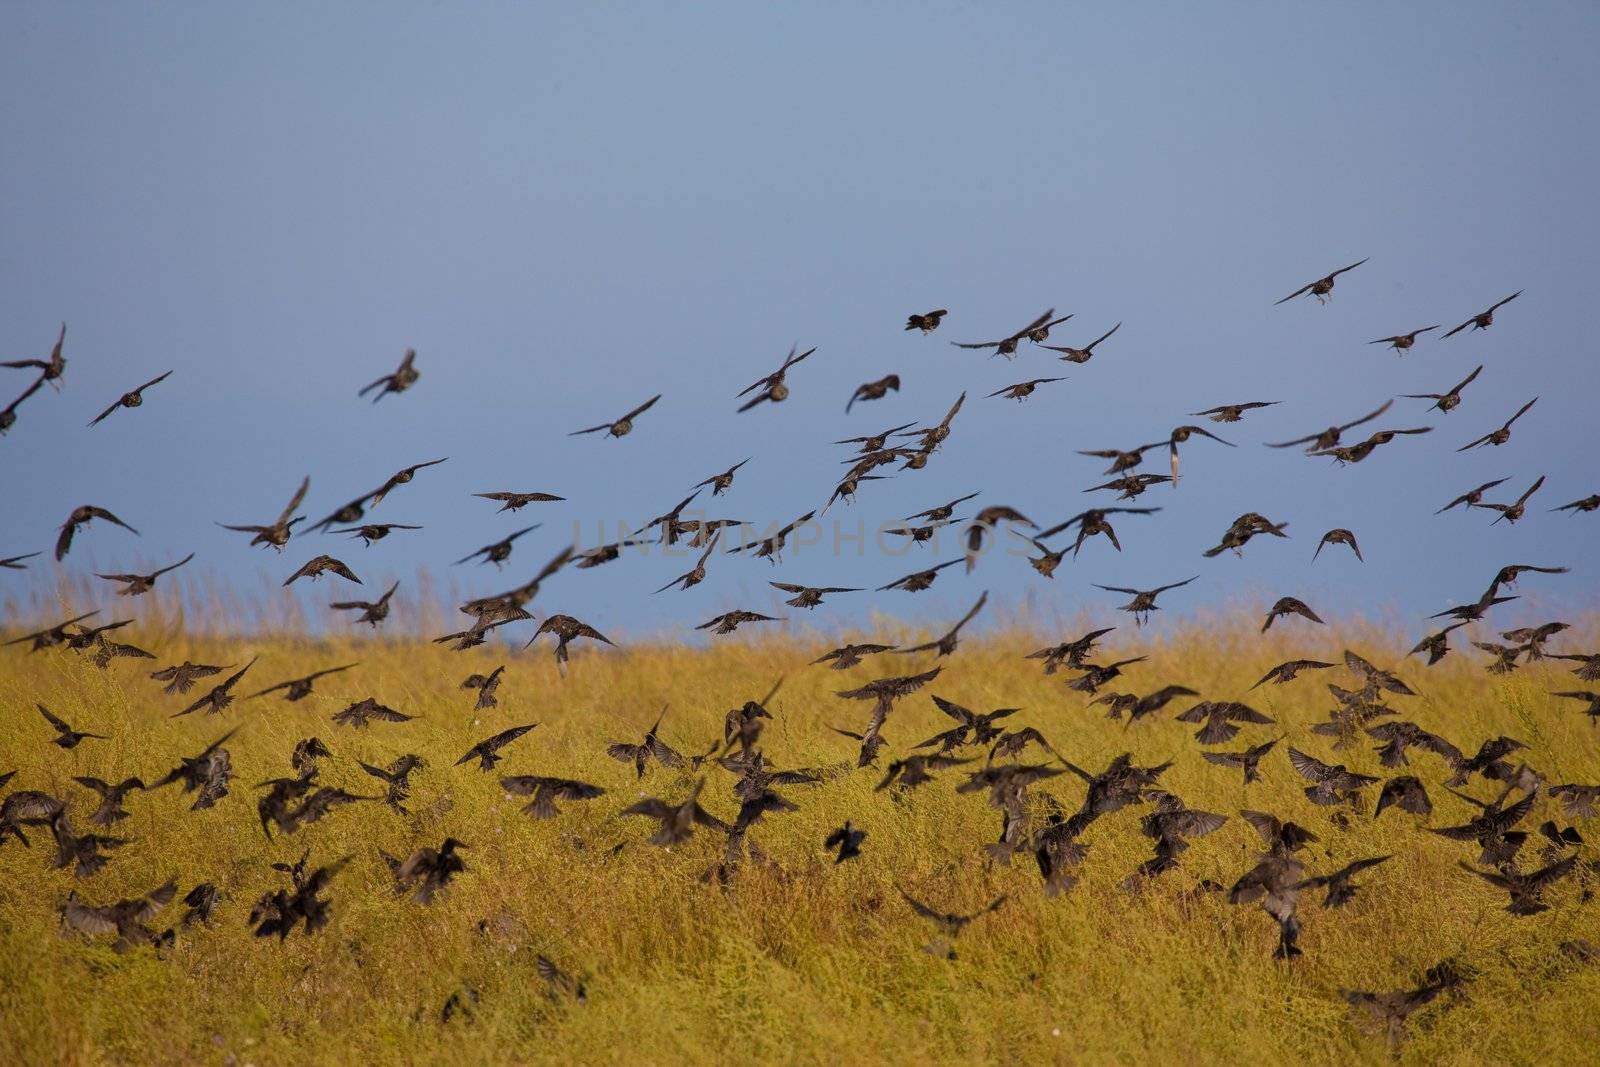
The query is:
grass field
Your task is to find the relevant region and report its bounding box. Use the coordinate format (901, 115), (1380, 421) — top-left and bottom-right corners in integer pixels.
(2, 609), (1598, 1066)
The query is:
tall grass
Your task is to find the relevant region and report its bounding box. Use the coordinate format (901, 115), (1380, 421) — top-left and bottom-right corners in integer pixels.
(1, 610), (1597, 1066)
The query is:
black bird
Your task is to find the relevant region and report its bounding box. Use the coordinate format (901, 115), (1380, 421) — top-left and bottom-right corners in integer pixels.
(0, 373), (47, 436)
(2, 323), (67, 384)
(253, 852), (350, 939)
(149, 661), (227, 695)
(4, 609), (101, 652)
(623, 779), (729, 846)
(58, 878), (178, 953)
(37, 704), (107, 748)
(905, 492), (980, 524)
(1551, 493), (1600, 514)
(355, 754), (426, 814)
(331, 522), (423, 546)
(1404, 364), (1482, 414)
(697, 610), (783, 636)
(384, 839), (467, 905)
(1041, 321), (1121, 363)
(461, 665), (505, 710)
(1298, 855), (1390, 908)
(151, 730), (236, 810)
(1266, 399), (1392, 452)
(1476, 475), (1545, 525)
(770, 580), (859, 609)
(331, 580), (399, 627)
(876, 753), (973, 791)
(475, 490), (565, 512)
(1370, 326), (1439, 354)
(501, 775), (606, 819)
(899, 889), (1008, 938)
(1037, 507), (1161, 556)
(1201, 740), (1279, 785)
(1189, 400), (1278, 423)
(824, 821), (866, 863)
(218, 475), (310, 550)
(88, 370), (174, 426)
(1436, 477), (1510, 514)
(729, 510), (815, 564)
(368, 457), (447, 506)
(569, 393), (662, 438)
(847, 374), (901, 412)
(837, 422), (918, 455)
(1374, 775), (1433, 819)
(1341, 963), (1469, 1049)
(247, 663), (357, 702)
(896, 592), (988, 657)
(692, 458), (751, 497)
(878, 558), (961, 593)
(1314, 528), (1362, 563)
(655, 533), (723, 594)
(331, 697), (415, 728)
(1251, 659), (1335, 689)
(812, 642), (897, 670)
(738, 346), (815, 411)
(1458, 397), (1537, 451)
(1262, 596), (1323, 631)
(455, 525), (540, 568)
(283, 555), (361, 586)
(529, 614), (614, 669)
(987, 377), (1064, 402)
(176, 660), (256, 716)
(95, 553), (194, 597)
(1288, 747), (1378, 806)
(951, 309), (1059, 358)
(1441, 291), (1521, 338)
(55, 505), (139, 561)
(1274, 258), (1368, 305)
(1093, 575), (1198, 624)
(455, 723), (538, 772)
(1459, 855), (1577, 916)
(359, 348), (420, 402)
(904, 309), (947, 332)
(607, 707), (691, 778)
(1177, 701), (1275, 744)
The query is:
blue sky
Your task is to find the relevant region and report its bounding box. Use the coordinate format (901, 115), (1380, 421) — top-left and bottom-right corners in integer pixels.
(2, 3), (1596, 642)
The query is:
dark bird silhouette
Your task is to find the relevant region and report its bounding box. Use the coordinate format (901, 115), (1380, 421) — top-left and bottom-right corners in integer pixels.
(878, 558), (961, 592)
(1460, 855), (1577, 916)
(769, 580), (859, 609)
(1310, 425), (1432, 466)
(905, 492), (979, 524)
(252, 851), (350, 939)
(331, 522), (423, 546)
(455, 723), (538, 771)
(384, 838), (467, 904)
(474, 490), (565, 512)
(1370, 326), (1440, 354)
(1367, 720), (1461, 770)
(1201, 739), (1279, 785)
(1251, 659), (1335, 689)
(1274, 258), (1367, 305)
(1341, 963), (1468, 1049)
(454, 525), (540, 568)
(1553, 691), (1600, 725)
(356, 754), (425, 814)
(4, 609), (101, 652)
(2, 323), (67, 383)
(1441, 291), (1521, 338)
(569, 393), (662, 437)
(1458, 397), (1537, 451)
(914, 695), (1019, 752)
(1189, 400), (1278, 423)
(1093, 575), (1197, 624)
(461, 665), (505, 709)
(1431, 783), (1534, 864)
(331, 697), (415, 729)
(1037, 506), (1161, 556)
(330, 580), (399, 627)
(151, 730), (236, 810)
(876, 753), (973, 791)
(812, 641), (897, 670)
(654, 533), (722, 594)
(181, 883), (221, 928)
(899, 889), (1008, 938)
(1288, 747), (1378, 806)
(847, 374), (901, 412)
(1436, 477), (1510, 514)
(283, 555), (361, 586)
(37, 704), (107, 748)
(987, 377), (1064, 402)
(897, 592), (987, 657)
(58, 878), (177, 953)
(697, 610), (783, 636)
(1266, 399), (1392, 452)
(149, 661), (227, 695)
(88, 370), (174, 427)
(359, 348), (420, 402)
(824, 821), (866, 863)
(247, 663), (357, 702)
(738, 345), (817, 411)
(1262, 596), (1323, 632)
(501, 775), (606, 819)
(607, 707), (689, 778)
(55, 505), (139, 561)
(368, 457), (447, 506)
(951, 309), (1059, 358)
(1551, 493), (1600, 514)
(95, 553), (193, 597)
(218, 475), (310, 550)
(838, 421), (918, 455)
(904, 309), (947, 333)
(729, 510), (815, 564)
(1374, 775), (1433, 819)
(1299, 855), (1390, 908)
(0, 373), (47, 436)
(623, 779), (728, 846)
(1314, 528), (1362, 563)
(1476, 475), (1545, 525)
(529, 614), (614, 669)
(1177, 701), (1275, 744)
(1041, 321), (1121, 363)
(1404, 364), (1482, 414)
(1065, 656), (1147, 695)
(1083, 473), (1171, 500)
(175, 660), (256, 716)
(1, 551), (41, 570)
(692, 458), (751, 496)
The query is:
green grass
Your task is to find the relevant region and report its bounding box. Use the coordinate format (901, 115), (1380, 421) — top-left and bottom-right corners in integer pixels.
(1, 615), (1598, 1066)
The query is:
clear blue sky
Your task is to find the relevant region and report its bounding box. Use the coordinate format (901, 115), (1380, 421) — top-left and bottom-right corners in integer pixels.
(3, 3), (1596, 642)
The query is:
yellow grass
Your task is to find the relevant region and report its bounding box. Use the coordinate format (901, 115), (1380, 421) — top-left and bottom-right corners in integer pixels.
(2, 610), (1598, 1066)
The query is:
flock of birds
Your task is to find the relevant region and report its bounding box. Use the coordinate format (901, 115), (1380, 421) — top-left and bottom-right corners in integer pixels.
(3, 261), (1599, 1047)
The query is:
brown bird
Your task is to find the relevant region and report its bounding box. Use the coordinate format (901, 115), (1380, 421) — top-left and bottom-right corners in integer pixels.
(1064, 656), (1147, 695)
(569, 393), (662, 437)
(738, 346), (815, 411)
(330, 697), (415, 729)
(769, 580), (859, 609)
(1164, 424), (1234, 484)
(0, 373), (47, 436)
(1404, 364), (1482, 414)
(247, 663), (357, 702)
(1309, 426), (1431, 466)
(1266, 399), (1392, 452)
(460, 665), (505, 709)
(692, 458), (751, 497)
(1041, 321), (1121, 363)
(897, 391), (967, 454)
(697, 610), (783, 636)
(1458, 397), (1536, 451)
(384, 838), (467, 905)
(623, 779), (728, 846)
(1341, 962), (1468, 1049)
(150, 730), (236, 810)
(55, 505), (139, 561)
(729, 510), (815, 564)
(879, 558), (961, 593)
(1367, 721), (1461, 770)
(58, 878), (178, 953)
(218, 475), (310, 549)
(37, 704), (108, 748)
(1374, 775), (1433, 819)
(837, 421), (917, 454)
(1288, 747), (1378, 805)
(1203, 513), (1289, 558)
(896, 592), (987, 657)
(987, 377), (1064, 402)
(355, 754), (425, 814)
(500, 774), (606, 819)
(1476, 475), (1544, 525)
(607, 707), (688, 778)
(1441, 291), (1521, 338)
(1459, 855), (1577, 916)
(149, 661), (227, 695)
(283, 555), (361, 586)
(330, 580), (399, 627)
(1436, 477), (1510, 514)
(331, 523), (423, 546)
(1553, 691), (1600, 725)
(1189, 400), (1278, 423)
(1077, 442), (1163, 475)
(1551, 493), (1600, 514)
(655, 534), (723, 594)
(1274, 258), (1368, 305)
(1177, 701), (1275, 744)
(3, 609), (101, 652)
(528, 614), (614, 669)
(951, 309), (1061, 358)
(2, 323), (67, 384)
(847, 374), (901, 412)
(455, 723), (538, 771)
(474, 490), (565, 512)
(88, 370), (174, 427)
(812, 642), (897, 670)
(963, 505), (1034, 571)
(904, 309), (948, 333)
(1013, 531), (1067, 578)
(454, 524), (540, 567)
(1262, 596), (1323, 632)
(175, 660), (256, 716)
(1251, 659), (1335, 689)
(1369, 326), (1439, 354)
(95, 553), (194, 597)
(876, 753), (973, 791)
(1314, 528), (1362, 563)
(1038, 506), (1161, 556)
(359, 348), (420, 402)
(898, 888), (1008, 939)
(367, 457), (447, 507)
(1, 551), (40, 570)
(905, 492), (979, 524)
(71, 776), (146, 827)
(1083, 473), (1172, 499)
(1094, 575), (1198, 625)
(1201, 739), (1279, 785)
(1299, 855), (1390, 908)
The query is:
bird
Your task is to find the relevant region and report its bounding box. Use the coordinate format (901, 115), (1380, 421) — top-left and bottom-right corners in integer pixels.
(330, 580), (399, 627)
(1040, 321), (1121, 363)
(1404, 364), (1482, 414)
(1201, 740), (1279, 785)
(692, 458), (751, 496)
(950, 309), (1060, 358)
(875, 753), (973, 791)
(218, 475), (310, 550)
(0, 373), (48, 436)
(3, 610), (102, 652)
(697, 610), (783, 636)
(606, 707), (689, 778)
(898, 888), (1008, 939)
(1459, 855), (1577, 915)
(904, 492), (979, 524)
(1441, 291), (1522, 338)
(1287, 747), (1379, 805)
(847, 374), (901, 412)
(1551, 493), (1600, 514)
(2, 323), (67, 384)
(837, 421), (917, 454)
(474, 490), (565, 512)
(1552, 691), (1600, 725)
(500, 775), (606, 819)
(454, 525), (540, 567)
(824, 821), (866, 863)
(812, 642), (897, 670)
(95, 553), (194, 596)
(355, 754), (425, 814)
(1250, 659), (1335, 689)
(738, 346), (815, 411)
(150, 730), (236, 810)
(878, 558), (961, 592)
(461, 670), (501, 707)
(330, 522), (423, 546)
(37, 704), (108, 749)
(569, 393), (662, 437)
(1369, 326), (1440, 354)
(1476, 475), (1545, 525)
(385, 839), (468, 905)
(1176, 701), (1275, 744)
(55, 505), (139, 561)
(247, 663), (357, 702)
(1458, 397), (1537, 451)
(1374, 775), (1433, 819)
(1093, 576), (1198, 624)
(330, 697), (414, 729)
(769, 580), (859, 609)
(1262, 596), (1323, 632)
(1309, 425), (1431, 466)
(1341, 963), (1468, 1049)
(1436, 477), (1510, 514)
(528, 614), (614, 668)
(1298, 855), (1390, 908)
(455, 724), (538, 771)
(87, 370), (174, 426)
(1274, 258), (1368, 305)
(904, 309), (947, 332)
(987, 377), (1064, 402)
(1189, 400), (1278, 423)
(175, 660), (257, 716)
(895, 592), (988, 657)
(914, 695), (1019, 750)
(1038, 506), (1161, 556)
(1, 551), (41, 570)
(1367, 721), (1461, 770)
(58, 878), (178, 953)
(149, 661), (228, 695)
(367, 457), (447, 507)
(729, 510), (815, 564)
(623, 779), (728, 846)
(359, 348), (420, 402)
(283, 555), (361, 586)
(654, 533), (723, 594)
(1314, 528), (1362, 563)
(1265, 399), (1393, 452)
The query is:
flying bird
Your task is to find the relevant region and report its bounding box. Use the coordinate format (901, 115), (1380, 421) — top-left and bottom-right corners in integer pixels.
(847, 374), (901, 412)
(569, 393), (662, 438)
(1441, 291), (1521, 338)
(1265, 399), (1392, 452)
(95, 553), (194, 596)
(218, 475), (310, 550)
(904, 309), (947, 333)
(1273, 258), (1368, 305)
(1369, 327), (1439, 354)
(1189, 400), (1278, 423)
(359, 349), (420, 402)
(1458, 397), (1537, 451)
(55, 506), (139, 561)
(283, 555), (361, 586)
(1314, 528), (1363, 563)
(455, 724), (538, 772)
(474, 490), (564, 512)
(950, 309), (1061, 358)
(88, 370), (174, 426)
(737, 346), (814, 411)
(1404, 365), (1482, 414)
(1041, 321), (1121, 363)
